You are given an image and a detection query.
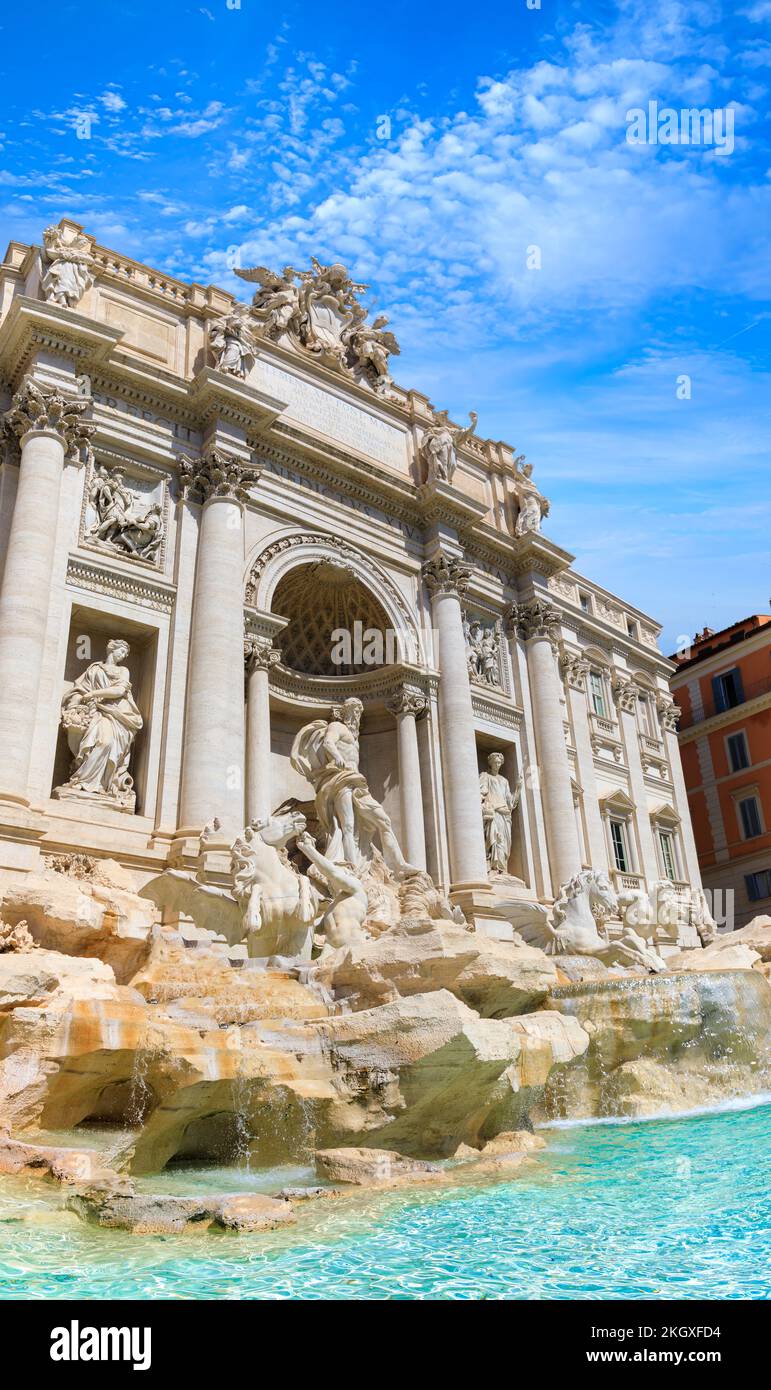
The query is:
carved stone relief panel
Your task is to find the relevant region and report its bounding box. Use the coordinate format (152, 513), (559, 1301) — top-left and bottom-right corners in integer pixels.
(79, 455), (168, 570)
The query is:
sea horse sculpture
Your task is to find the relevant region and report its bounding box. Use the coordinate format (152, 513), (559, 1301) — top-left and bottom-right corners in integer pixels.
(518, 868), (668, 973)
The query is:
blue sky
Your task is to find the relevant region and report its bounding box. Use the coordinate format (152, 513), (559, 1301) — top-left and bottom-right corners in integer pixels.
(0, 0), (769, 651)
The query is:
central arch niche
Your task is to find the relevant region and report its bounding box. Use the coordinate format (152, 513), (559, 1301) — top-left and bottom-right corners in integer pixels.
(272, 560), (397, 676)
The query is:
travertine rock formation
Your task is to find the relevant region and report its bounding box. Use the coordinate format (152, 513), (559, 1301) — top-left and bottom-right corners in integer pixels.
(315, 918), (559, 1016)
(0, 861), (769, 1203)
(540, 969), (771, 1120)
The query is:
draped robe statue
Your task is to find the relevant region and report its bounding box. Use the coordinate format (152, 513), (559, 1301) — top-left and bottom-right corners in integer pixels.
(290, 697), (416, 878)
(55, 639), (143, 811)
(479, 752), (522, 875)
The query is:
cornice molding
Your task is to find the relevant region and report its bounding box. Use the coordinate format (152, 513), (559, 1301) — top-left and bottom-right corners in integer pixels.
(0, 297), (121, 391)
(65, 554), (176, 613)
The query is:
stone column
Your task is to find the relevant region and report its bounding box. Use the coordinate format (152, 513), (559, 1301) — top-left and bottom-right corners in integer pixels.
(423, 555), (488, 886)
(510, 597), (582, 891)
(0, 380), (94, 806)
(177, 448), (260, 840)
(245, 639), (280, 825)
(387, 687), (427, 870)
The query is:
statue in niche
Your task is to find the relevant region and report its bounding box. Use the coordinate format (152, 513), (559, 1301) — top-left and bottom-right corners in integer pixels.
(85, 465), (164, 563)
(514, 462), (550, 536)
(464, 617), (501, 686)
(209, 308), (259, 378)
(41, 224), (95, 308)
(290, 696), (418, 878)
(420, 410), (478, 485)
(55, 639), (143, 812)
(479, 752), (523, 875)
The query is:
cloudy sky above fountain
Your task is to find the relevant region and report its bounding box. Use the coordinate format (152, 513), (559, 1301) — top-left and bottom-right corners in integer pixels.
(0, 0), (769, 648)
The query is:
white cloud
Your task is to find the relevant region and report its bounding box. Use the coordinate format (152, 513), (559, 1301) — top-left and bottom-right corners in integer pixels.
(99, 90), (127, 114)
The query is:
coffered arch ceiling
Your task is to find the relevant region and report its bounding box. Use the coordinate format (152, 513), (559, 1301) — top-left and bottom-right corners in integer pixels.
(271, 560), (394, 676)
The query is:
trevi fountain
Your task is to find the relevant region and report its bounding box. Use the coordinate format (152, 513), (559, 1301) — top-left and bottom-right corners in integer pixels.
(0, 222), (767, 1299)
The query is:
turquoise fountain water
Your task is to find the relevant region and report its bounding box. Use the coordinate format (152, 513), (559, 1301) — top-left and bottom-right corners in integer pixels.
(0, 1097), (768, 1300)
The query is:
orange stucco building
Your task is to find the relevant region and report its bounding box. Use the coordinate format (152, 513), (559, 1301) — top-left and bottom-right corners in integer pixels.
(670, 614), (771, 928)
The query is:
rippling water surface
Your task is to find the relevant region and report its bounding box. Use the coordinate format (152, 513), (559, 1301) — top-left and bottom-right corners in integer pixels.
(0, 1100), (769, 1300)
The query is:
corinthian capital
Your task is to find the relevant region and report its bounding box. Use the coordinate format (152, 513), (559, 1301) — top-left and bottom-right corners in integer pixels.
(244, 639), (281, 672)
(178, 447), (261, 504)
(387, 687), (427, 719)
(612, 674), (641, 714)
(656, 695), (681, 732)
(422, 553), (473, 597)
(508, 597), (561, 646)
(561, 653), (590, 690)
(4, 379), (95, 465)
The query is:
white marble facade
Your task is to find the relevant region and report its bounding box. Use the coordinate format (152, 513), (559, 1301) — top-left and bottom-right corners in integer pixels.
(0, 219), (703, 929)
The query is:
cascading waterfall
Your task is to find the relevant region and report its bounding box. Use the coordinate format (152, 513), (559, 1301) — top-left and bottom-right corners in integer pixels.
(540, 968), (771, 1121)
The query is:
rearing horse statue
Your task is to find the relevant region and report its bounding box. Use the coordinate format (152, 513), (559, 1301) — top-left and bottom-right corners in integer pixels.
(519, 868), (668, 973)
(231, 810), (369, 958)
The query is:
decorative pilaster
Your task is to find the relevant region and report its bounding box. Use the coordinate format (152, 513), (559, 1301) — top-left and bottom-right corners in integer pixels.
(423, 553), (488, 886)
(560, 650), (606, 868)
(177, 447), (260, 839)
(0, 380), (95, 805)
(508, 597), (581, 890)
(613, 672), (658, 882)
(611, 674), (641, 714)
(657, 693), (702, 886)
(656, 696), (681, 733)
(561, 653), (590, 690)
(387, 687), (427, 870)
(245, 639), (280, 825)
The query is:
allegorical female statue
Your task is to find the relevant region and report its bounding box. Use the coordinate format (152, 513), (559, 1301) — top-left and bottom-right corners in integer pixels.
(55, 639), (143, 812)
(479, 751), (523, 875)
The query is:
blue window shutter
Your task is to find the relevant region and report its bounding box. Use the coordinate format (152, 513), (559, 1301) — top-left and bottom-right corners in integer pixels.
(712, 675), (726, 713)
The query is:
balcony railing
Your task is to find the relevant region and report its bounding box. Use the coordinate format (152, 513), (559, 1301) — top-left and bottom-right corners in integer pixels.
(678, 674), (771, 730)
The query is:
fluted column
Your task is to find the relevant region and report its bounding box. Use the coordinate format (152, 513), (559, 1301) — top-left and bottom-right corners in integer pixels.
(423, 555), (488, 886)
(387, 687), (427, 870)
(0, 380), (94, 805)
(177, 448), (259, 840)
(245, 639), (280, 825)
(510, 597), (581, 891)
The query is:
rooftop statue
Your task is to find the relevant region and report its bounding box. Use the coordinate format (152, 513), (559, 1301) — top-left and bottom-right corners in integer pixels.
(41, 223), (95, 308)
(420, 410), (478, 485)
(209, 307), (260, 378)
(235, 258), (400, 389)
(514, 461), (550, 536)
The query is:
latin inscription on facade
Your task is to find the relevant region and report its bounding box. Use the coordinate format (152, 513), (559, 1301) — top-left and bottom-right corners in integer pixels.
(254, 359), (409, 472)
